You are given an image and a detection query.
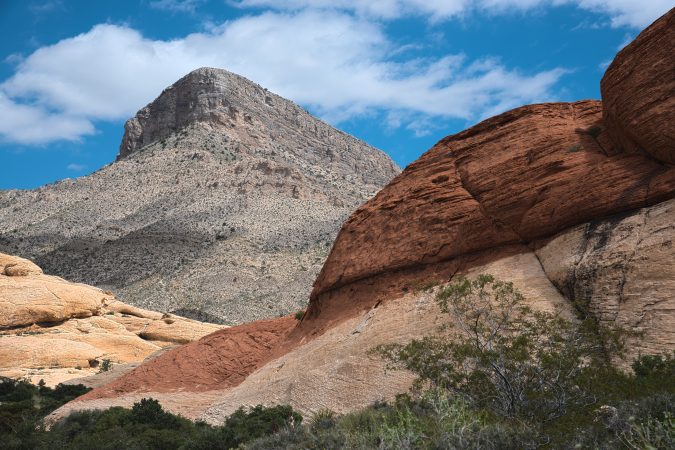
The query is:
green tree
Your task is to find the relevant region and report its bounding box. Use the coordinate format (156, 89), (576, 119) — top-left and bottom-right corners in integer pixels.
(377, 274), (623, 423)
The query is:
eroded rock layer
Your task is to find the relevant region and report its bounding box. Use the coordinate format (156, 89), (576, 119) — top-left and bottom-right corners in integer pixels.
(601, 7), (675, 164)
(312, 100), (675, 302)
(0, 253), (222, 386)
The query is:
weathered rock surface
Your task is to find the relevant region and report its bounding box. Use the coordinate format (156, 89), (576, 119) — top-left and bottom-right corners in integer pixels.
(50, 251), (573, 421)
(1, 270), (107, 329)
(312, 100), (675, 301)
(601, 7), (675, 164)
(77, 315), (297, 400)
(535, 198), (675, 360)
(0, 253), (222, 386)
(1, 253), (43, 276)
(0, 68), (399, 325)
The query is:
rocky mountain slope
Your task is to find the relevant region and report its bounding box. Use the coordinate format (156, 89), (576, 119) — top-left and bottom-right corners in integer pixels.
(0, 68), (399, 324)
(51, 8), (674, 423)
(0, 252), (222, 386)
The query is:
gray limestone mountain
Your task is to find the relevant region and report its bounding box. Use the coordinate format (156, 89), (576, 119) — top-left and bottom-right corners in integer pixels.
(0, 67), (400, 324)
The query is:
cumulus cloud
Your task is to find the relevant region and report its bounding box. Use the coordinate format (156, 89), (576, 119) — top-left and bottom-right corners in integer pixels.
(0, 11), (566, 145)
(0, 92), (94, 144)
(236, 0), (672, 28)
(573, 0), (672, 28)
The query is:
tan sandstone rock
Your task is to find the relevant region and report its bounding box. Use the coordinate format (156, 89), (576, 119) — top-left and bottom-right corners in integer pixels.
(0, 252), (223, 386)
(0, 253), (43, 276)
(0, 255), (110, 328)
(535, 198), (675, 360)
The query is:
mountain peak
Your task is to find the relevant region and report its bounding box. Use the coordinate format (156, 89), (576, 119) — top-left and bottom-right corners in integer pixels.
(118, 67), (272, 159)
(118, 67), (290, 160)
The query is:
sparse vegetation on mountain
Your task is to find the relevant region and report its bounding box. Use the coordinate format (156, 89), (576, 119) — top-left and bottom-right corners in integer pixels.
(0, 68), (399, 326)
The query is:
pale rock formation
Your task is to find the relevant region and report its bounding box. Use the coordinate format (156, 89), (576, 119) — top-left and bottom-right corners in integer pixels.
(0, 253), (222, 386)
(535, 198), (675, 359)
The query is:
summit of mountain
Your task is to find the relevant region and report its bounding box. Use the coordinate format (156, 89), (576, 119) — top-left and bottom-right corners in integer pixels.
(0, 67), (400, 324)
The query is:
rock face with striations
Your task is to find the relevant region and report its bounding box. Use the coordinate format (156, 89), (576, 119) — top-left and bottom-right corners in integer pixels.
(601, 8), (675, 164)
(0, 252), (223, 387)
(311, 100), (675, 300)
(0, 68), (399, 324)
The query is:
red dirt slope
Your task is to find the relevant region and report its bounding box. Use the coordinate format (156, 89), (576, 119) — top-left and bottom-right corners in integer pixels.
(77, 315), (297, 401)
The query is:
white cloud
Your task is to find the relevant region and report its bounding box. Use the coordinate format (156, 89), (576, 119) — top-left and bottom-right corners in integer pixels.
(235, 0), (672, 28)
(66, 163), (86, 171)
(0, 92), (94, 144)
(149, 0), (205, 13)
(0, 11), (565, 145)
(574, 0), (672, 28)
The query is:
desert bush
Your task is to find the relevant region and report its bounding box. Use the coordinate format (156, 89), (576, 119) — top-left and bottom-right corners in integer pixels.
(0, 381), (302, 450)
(376, 275), (623, 423)
(98, 358), (113, 373)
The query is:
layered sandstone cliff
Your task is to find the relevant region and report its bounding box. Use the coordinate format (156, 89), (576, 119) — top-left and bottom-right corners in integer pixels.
(601, 9), (675, 164)
(0, 253), (222, 386)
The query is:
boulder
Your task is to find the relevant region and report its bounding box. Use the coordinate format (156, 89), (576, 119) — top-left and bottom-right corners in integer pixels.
(0, 253), (43, 276)
(601, 8), (675, 164)
(0, 273), (108, 328)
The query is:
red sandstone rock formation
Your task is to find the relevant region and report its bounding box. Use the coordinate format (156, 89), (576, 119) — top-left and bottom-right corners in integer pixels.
(601, 7), (675, 164)
(311, 100), (675, 304)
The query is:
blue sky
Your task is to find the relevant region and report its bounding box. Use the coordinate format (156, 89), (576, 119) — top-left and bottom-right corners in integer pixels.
(0, 0), (671, 189)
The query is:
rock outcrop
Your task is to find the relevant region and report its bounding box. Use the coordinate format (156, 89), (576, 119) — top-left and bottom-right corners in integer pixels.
(311, 100), (675, 302)
(0, 68), (399, 325)
(50, 250), (573, 421)
(535, 198), (675, 358)
(601, 8), (675, 164)
(0, 253), (222, 386)
(51, 9), (675, 422)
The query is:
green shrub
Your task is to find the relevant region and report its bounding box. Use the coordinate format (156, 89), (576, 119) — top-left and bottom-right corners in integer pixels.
(0, 380), (302, 450)
(377, 275), (623, 423)
(372, 275), (673, 448)
(294, 310), (305, 320)
(98, 359), (113, 373)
